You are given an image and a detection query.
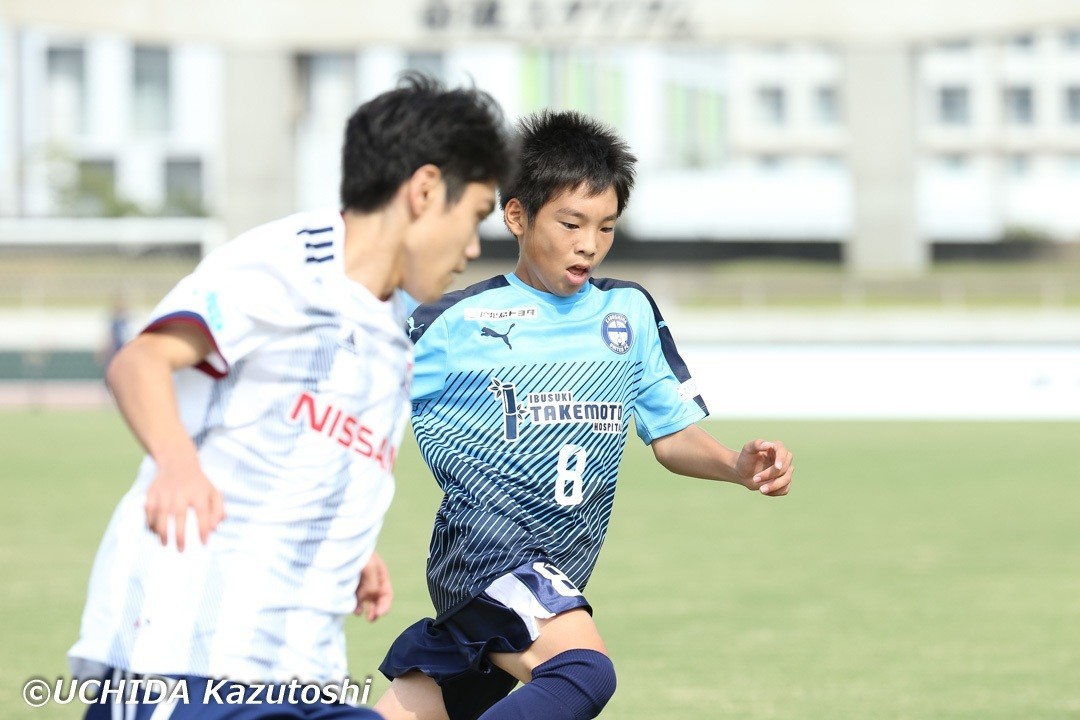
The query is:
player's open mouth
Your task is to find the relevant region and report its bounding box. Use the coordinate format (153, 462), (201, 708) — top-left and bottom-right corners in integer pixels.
(567, 265), (590, 283)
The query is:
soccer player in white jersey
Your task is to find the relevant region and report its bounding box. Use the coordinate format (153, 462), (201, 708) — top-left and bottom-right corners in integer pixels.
(373, 111), (795, 720)
(68, 75), (512, 719)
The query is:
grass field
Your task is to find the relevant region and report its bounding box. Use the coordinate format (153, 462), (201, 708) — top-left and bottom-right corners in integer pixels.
(2, 410), (1078, 719)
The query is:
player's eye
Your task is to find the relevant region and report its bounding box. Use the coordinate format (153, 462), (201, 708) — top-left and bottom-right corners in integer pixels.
(560, 222), (579, 230)
(601, 226), (615, 234)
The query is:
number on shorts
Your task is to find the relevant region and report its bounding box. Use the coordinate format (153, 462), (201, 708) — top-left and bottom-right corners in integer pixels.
(554, 444), (586, 506)
(533, 561), (583, 597)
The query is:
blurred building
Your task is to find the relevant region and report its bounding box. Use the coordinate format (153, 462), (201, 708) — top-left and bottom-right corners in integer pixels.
(917, 31), (1080, 241)
(3, 1), (1080, 276)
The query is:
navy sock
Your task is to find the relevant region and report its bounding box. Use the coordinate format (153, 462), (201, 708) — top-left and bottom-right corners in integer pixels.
(476, 649), (616, 720)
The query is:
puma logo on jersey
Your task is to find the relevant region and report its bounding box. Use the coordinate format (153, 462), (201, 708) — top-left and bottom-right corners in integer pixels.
(481, 324), (515, 349)
(406, 317), (425, 338)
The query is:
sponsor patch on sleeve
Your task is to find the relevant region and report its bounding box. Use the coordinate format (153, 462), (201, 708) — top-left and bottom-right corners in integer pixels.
(677, 379), (699, 401)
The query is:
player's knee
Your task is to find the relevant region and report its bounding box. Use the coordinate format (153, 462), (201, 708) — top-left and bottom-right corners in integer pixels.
(531, 649), (616, 720)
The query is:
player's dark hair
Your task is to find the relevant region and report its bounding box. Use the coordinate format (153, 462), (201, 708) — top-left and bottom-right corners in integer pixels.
(340, 73), (512, 212)
(501, 110), (636, 221)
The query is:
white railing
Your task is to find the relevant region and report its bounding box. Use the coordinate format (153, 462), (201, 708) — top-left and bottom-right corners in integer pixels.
(0, 217), (226, 256)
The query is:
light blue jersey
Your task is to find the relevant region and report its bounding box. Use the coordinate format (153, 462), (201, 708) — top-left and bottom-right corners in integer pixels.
(409, 273), (707, 620)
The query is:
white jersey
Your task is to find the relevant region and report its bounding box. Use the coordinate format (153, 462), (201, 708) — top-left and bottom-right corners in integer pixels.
(69, 208), (412, 683)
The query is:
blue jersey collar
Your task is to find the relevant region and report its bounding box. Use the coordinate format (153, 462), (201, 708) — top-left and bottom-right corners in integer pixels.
(505, 272), (592, 306)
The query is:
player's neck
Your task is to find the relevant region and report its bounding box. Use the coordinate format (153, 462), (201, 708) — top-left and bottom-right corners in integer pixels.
(340, 206), (406, 301)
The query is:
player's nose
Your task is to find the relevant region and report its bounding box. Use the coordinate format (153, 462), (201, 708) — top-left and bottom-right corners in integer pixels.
(465, 232), (481, 260)
(576, 231), (599, 258)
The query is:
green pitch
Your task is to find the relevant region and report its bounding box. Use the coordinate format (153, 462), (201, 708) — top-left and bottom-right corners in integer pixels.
(2, 410), (1078, 719)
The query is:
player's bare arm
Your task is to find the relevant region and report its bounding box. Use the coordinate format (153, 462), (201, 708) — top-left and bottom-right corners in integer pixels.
(106, 324), (225, 550)
(650, 425), (794, 496)
(354, 551), (394, 622)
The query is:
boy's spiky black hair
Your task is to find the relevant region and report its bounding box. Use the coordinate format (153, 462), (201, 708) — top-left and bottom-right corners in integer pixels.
(501, 110), (636, 221)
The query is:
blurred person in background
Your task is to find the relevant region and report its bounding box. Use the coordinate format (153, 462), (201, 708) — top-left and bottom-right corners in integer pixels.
(95, 293), (134, 369)
(375, 110), (794, 720)
(68, 74), (512, 719)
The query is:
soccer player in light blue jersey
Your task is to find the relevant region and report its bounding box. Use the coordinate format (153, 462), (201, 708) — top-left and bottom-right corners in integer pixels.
(375, 111), (795, 720)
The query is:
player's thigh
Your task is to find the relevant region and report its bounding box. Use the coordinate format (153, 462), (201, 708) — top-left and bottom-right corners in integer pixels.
(374, 671), (449, 720)
(488, 607), (608, 683)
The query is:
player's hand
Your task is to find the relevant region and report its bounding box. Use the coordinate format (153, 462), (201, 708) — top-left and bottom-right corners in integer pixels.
(735, 439), (793, 496)
(354, 551), (394, 621)
(144, 455), (225, 552)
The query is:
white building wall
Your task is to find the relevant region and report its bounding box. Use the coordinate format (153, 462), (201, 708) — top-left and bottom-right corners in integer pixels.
(173, 44), (223, 214)
(5, 19), (1080, 243)
(446, 43), (523, 121)
(916, 28), (1080, 240)
(356, 45), (405, 103)
(12, 30), (221, 218)
(86, 36), (127, 147)
(0, 18), (16, 216)
(18, 29), (48, 215)
(294, 52), (362, 212)
(622, 46), (666, 171)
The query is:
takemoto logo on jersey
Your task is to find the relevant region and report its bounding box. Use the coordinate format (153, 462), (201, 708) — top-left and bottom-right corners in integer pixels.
(288, 392), (396, 470)
(527, 391), (623, 434)
(489, 379), (623, 441)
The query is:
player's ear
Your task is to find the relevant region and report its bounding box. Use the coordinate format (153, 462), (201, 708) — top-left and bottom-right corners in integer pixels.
(504, 197), (526, 239)
(406, 164), (443, 217)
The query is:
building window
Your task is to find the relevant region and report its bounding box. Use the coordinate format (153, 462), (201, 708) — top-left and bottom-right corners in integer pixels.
(1006, 153), (1031, 177)
(520, 49), (625, 129)
(164, 159), (205, 216)
(1065, 86), (1080, 125)
(1003, 86), (1034, 125)
(938, 40), (972, 53)
(405, 51), (444, 81)
(1007, 34), (1035, 52)
(664, 83), (725, 167)
(757, 86), (786, 126)
(938, 154), (969, 172)
(815, 86), (840, 125)
(46, 46), (87, 139)
(1063, 153), (1080, 175)
(297, 53), (356, 125)
(816, 154), (843, 170)
(70, 159), (117, 216)
(133, 46), (170, 134)
(757, 154), (785, 171)
(937, 86), (970, 126)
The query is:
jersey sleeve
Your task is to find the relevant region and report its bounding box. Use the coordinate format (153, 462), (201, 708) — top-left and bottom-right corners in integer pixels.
(632, 299), (709, 444)
(143, 251), (295, 378)
(410, 312), (451, 402)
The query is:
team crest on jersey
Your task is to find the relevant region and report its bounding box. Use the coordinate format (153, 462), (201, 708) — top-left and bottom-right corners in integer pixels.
(601, 313), (632, 354)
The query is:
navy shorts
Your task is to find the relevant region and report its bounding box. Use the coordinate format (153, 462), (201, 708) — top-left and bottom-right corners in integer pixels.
(380, 560), (591, 720)
(82, 670), (381, 719)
